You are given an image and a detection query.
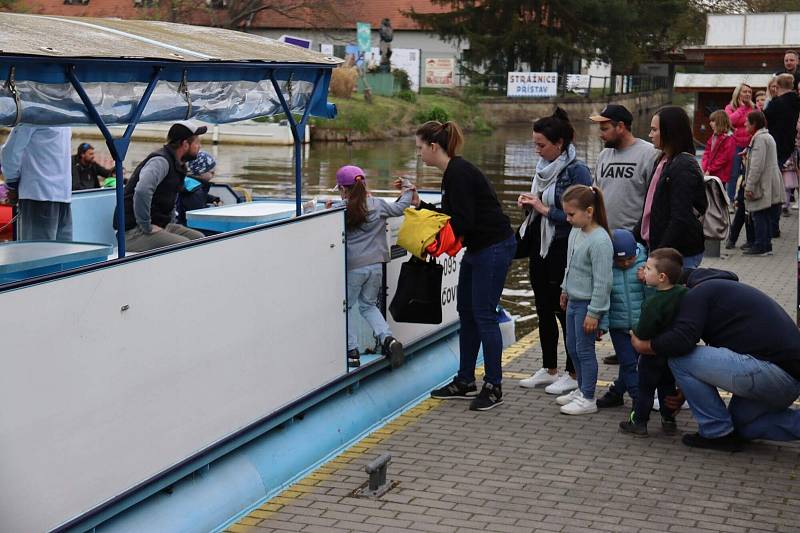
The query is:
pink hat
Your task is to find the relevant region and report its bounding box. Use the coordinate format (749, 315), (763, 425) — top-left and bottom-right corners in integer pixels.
(336, 165), (366, 187)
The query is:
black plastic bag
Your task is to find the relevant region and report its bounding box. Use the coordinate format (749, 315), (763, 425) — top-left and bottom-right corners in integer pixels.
(514, 222), (533, 259)
(389, 256), (444, 324)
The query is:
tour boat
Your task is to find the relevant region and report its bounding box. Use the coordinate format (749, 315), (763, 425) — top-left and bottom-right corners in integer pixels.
(0, 13), (513, 532)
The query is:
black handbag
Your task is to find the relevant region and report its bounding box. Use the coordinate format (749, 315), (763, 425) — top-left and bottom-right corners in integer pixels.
(389, 256), (444, 324)
(514, 221), (533, 259)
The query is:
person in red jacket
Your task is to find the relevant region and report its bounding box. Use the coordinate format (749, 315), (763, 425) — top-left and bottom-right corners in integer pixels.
(725, 83), (754, 202)
(701, 110), (736, 185)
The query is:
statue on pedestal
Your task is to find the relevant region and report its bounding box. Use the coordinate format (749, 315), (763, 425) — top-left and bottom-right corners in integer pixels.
(378, 18), (393, 73)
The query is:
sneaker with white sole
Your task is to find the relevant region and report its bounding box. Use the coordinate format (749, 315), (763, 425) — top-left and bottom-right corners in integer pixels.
(545, 374), (578, 395)
(560, 396), (598, 415)
(519, 368), (558, 389)
(652, 396), (689, 411)
(556, 388), (583, 406)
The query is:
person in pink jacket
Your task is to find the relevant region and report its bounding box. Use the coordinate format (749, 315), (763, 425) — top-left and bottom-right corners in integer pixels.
(725, 83), (754, 201)
(701, 110), (736, 184)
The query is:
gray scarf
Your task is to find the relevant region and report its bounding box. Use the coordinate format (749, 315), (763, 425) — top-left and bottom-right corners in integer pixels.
(520, 144), (577, 258)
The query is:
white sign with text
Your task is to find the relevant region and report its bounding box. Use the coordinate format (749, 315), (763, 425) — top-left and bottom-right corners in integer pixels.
(507, 72), (558, 97)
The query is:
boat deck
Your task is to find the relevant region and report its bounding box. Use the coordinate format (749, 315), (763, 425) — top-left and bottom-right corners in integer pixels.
(227, 214), (799, 533)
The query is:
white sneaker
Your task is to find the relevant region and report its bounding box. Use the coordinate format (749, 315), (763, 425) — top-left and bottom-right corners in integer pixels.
(519, 368), (558, 388)
(556, 388), (583, 406)
(545, 374), (578, 395)
(560, 396), (598, 415)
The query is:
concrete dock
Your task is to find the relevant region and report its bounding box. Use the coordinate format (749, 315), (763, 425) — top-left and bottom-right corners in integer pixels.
(227, 214), (799, 533)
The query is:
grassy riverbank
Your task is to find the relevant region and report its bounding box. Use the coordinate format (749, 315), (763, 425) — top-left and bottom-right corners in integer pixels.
(310, 93), (493, 142)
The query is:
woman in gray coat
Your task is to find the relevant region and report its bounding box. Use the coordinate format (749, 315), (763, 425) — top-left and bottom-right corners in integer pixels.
(743, 110), (784, 256)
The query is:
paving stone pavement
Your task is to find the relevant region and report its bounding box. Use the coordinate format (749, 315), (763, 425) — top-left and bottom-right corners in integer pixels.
(228, 214), (800, 533)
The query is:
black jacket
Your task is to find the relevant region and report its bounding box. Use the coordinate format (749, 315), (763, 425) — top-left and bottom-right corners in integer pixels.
(764, 91), (800, 166)
(177, 178), (220, 225)
(420, 156), (512, 251)
(114, 146), (185, 231)
(652, 269), (800, 380)
(634, 153), (707, 257)
(72, 155), (113, 191)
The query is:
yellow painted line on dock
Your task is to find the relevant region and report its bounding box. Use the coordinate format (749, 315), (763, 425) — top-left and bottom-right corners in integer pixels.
(225, 331), (542, 532)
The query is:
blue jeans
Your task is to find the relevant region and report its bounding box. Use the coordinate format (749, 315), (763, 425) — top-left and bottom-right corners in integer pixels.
(669, 346), (800, 440)
(728, 149), (743, 202)
(565, 299), (598, 399)
(771, 202), (781, 236)
(456, 234), (516, 386)
(608, 329), (639, 402)
(347, 264), (391, 351)
(682, 252), (703, 270)
(18, 199), (72, 241)
(752, 206), (775, 252)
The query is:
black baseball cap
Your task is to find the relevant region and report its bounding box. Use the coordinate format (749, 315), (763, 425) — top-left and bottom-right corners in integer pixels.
(589, 104), (633, 127)
(167, 121), (208, 143)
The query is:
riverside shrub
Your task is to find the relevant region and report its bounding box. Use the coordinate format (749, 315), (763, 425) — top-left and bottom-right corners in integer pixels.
(330, 67), (358, 98)
(398, 90), (416, 103)
(415, 105), (449, 124)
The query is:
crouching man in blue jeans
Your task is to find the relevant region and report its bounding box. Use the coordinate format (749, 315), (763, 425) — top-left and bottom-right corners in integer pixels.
(632, 268), (800, 452)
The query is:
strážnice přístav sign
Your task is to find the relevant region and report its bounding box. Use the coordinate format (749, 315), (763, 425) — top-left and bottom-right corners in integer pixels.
(507, 72), (558, 97)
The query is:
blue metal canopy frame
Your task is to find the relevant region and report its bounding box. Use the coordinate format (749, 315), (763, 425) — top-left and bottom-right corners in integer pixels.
(0, 57), (337, 257)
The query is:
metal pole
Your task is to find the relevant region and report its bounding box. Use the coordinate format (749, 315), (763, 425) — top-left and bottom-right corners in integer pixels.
(270, 69), (325, 217)
(66, 66), (162, 258)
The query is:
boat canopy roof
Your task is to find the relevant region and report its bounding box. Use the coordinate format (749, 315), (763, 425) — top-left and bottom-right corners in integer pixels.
(0, 13), (343, 126)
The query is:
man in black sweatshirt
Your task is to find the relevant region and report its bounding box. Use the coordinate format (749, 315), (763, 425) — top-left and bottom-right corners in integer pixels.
(764, 73), (800, 167)
(632, 269), (800, 452)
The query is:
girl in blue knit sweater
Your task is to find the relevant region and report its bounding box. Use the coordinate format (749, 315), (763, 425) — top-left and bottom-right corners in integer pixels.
(557, 184), (613, 415)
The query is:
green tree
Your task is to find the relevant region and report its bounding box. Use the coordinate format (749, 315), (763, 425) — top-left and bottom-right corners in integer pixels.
(406, 0), (703, 84)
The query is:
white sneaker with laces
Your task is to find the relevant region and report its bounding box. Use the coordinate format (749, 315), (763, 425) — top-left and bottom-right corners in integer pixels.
(560, 396), (598, 415)
(556, 388), (583, 406)
(545, 374), (578, 395)
(519, 368), (558, 388)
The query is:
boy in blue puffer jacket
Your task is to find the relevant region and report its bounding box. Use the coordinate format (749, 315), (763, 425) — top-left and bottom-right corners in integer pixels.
(596, 229), (649, 408)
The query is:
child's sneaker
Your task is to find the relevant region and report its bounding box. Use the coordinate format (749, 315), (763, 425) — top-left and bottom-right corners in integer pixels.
(560, 396), (597, 415)
(545, 374), (578, 395)
(519, 368), (558, 388)
(431, 378), (478, 399)
(556, 388), (583, 406)
(382, 336), (405, 368)
(596, 391), (624, 408)
(347, 349), (361, 368)
(619, 411), (649, 437)
(469, 382), (503, 411)
(661, 415), (678, 435)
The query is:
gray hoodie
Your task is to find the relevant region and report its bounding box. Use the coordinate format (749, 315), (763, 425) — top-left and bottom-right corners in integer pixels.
(347, 191), (413, 270)
(593, 138), (659, 231)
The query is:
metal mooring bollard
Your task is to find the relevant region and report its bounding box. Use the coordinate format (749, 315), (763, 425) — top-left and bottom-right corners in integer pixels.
(363, 453), (392, 498)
